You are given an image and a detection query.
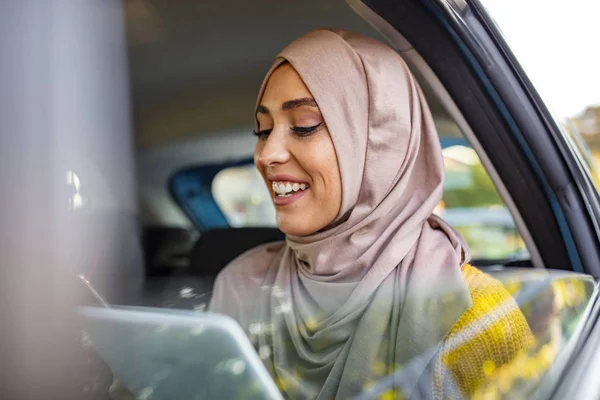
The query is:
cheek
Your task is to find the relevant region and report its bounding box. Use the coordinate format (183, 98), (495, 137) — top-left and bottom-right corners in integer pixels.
(332, 162), (343, 201)
(325, 157), (343, 208)
(253, 141), (264, 168)
(253, 140), (262, 160)
(309, 140), (342, 209)
(253, 143), (269, 186)
(326, 151), (343, 212)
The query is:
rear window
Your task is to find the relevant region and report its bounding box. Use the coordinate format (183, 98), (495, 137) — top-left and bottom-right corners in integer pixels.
(203, 145), (527, 261)
(212, 166), (275, 227)
(439, 145), (527, 260)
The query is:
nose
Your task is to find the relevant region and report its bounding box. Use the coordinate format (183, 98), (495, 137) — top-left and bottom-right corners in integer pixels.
(256, 129), (291, 167)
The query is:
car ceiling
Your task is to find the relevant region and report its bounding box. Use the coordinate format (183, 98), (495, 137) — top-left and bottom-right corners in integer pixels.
(126, 0), (449, 148)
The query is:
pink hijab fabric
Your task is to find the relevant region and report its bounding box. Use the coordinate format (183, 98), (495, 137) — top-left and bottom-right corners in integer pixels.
(210, 29), (472, 399)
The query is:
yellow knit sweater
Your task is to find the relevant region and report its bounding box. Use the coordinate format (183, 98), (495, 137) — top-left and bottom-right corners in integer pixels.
(434, 264), (534, 398)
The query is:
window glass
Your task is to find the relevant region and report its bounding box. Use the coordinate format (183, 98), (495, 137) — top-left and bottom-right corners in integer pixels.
(92, 272), (597, 399)
(479, 0), (600, 193)
(211, 166), (275, 227)
(469, 273), (596, 398)
(439, 145), (527, 261)
(209, 144), (527, 261)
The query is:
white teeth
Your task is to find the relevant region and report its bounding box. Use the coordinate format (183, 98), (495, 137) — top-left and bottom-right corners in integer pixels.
(271, 181), (310, 195)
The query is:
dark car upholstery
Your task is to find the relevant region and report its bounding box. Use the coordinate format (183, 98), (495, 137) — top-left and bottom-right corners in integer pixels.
(188, 227), (285, 276)
(142, 227), (285, 310)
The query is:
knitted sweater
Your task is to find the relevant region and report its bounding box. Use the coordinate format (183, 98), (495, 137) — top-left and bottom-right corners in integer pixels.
(433, 264), (534, 398)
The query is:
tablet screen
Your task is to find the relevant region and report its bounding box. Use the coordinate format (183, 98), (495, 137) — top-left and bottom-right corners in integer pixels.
(79, 306), (282, 400)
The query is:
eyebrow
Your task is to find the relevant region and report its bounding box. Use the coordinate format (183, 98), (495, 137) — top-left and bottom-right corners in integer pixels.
(255, 97), (318, 115)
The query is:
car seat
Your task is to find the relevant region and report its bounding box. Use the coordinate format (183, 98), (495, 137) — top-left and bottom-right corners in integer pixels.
(143, 227), (285, 310)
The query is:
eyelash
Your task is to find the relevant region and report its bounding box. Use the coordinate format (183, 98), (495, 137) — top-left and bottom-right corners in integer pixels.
(252, 122), (322, 139)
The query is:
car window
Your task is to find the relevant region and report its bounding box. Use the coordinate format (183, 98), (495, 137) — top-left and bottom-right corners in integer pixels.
(349, 271), (597, 399)
(438, 144), (527, 261)
(88, 271), (597, 399)
(206, 142), (527, 262)
(479, 0), (600, 195)
(212, 165), (275, 228)
(468, 272), (596, 399)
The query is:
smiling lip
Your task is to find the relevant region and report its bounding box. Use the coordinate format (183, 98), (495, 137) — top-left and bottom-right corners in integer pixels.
(266, 174), (309, 184)
(272, 188), (308, 206)
(267, 174), (310, 206)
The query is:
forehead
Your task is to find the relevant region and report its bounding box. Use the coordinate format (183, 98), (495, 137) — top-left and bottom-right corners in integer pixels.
(261, 64), (313, 103)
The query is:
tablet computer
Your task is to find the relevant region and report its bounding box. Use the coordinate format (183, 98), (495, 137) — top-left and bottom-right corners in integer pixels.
(79, 306), (283, 400)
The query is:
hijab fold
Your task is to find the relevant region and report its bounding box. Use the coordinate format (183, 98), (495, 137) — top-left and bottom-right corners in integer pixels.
(210, 29), (472, 399)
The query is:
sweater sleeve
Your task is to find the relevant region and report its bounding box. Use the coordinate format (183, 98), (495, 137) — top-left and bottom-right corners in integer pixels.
(433, 264), (534, 398)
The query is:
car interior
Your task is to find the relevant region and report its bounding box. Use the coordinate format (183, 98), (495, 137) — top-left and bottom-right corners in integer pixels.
(68, 0), (599, 314)
(97, 0), (553, 310)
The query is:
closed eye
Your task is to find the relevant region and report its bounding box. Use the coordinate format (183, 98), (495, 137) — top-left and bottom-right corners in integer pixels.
(291, 122), (322, 137)
(253, 123), (322, 140)
(252, 128), (272, 139)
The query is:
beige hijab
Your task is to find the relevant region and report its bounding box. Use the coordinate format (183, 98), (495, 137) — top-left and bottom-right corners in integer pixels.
(210, 29), (472, 399)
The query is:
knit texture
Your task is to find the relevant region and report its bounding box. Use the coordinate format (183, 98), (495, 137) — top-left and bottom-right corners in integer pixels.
(434, 264), (534, 398)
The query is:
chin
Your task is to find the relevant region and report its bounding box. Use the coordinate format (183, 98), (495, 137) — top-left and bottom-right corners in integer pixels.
(277, 219), (315, 237)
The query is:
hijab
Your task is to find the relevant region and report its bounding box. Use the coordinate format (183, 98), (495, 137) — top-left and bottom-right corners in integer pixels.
(209, 29), (472, 399)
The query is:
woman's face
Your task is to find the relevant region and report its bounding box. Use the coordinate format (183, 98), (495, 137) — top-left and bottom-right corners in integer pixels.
(254, 63), (342, 236)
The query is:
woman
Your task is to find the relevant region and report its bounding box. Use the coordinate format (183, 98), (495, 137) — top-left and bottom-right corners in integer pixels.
(210, 29), (532, 399)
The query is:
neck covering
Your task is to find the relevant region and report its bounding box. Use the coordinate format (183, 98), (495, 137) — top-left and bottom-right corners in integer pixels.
(210, 28), (472, 399)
